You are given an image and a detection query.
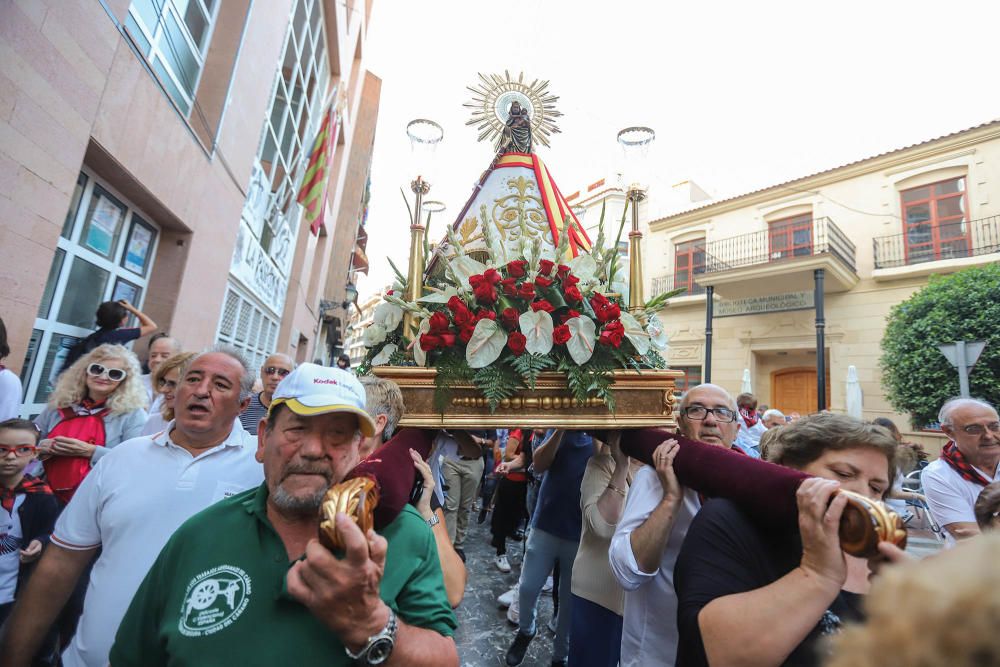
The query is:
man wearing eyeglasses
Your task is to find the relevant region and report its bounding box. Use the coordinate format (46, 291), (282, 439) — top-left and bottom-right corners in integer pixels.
(240, 354), (295, 435)
(923, 397), (1000, 544)
(609, 383), (740, 667)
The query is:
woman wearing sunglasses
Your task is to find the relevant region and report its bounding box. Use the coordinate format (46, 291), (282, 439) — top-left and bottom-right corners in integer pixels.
(141, 352), (196, 436)
(33, 344), (147, 504)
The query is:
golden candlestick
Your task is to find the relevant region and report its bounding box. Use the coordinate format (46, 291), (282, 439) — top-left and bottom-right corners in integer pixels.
(627, 188), (646, 313)
(403, 176), (430, 341)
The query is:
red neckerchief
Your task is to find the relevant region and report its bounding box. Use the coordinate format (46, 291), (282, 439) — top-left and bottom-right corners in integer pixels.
(740, 408), (759, 429)
(940, 441), (993, 486)
(80, 397), (107, 411)
(0, 474), (53, 515)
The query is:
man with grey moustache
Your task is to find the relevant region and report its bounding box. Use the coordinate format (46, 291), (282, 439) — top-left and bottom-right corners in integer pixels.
(2, 345), (264, 667)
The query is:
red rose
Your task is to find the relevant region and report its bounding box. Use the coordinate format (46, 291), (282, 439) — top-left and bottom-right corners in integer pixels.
(553, 325), (571, 345)
(560, 309), (581, 324)
(602, 303), (621, 322)
(506, 260), (528, 278)
(501, 307), (519, 330)
(517, 283), (536, 299)
(590, 292), (610, 310)
(507, 331), (527, 356)
(500, 277), (519, 297)
(447, 296), (473, 326)
(563, 274), (580, 288)
(472, 281), (498, 305)
(474, 309), (497, 322)
(535, 275), (554, 288)
(386, 289), (395, 296)
(459, 325), (475, 344)
(483, 268), (502, 285)
(420, 333), (442, 351)
(439, 333), (457, 347)
(564, 286), (583, 304)
(468, 274), (484, 289)
(538, 259), (555, 276)
(599, 320), (625, 348)
(590, 293), (620, 322)
(429, 312), (450, 333)
(531, 300), (555, 313)
(557, 264), (571, 280)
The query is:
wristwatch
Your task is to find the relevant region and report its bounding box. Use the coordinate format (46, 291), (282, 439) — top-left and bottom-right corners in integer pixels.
(426, 513), (440, 527)
(345, 607), (397, 665)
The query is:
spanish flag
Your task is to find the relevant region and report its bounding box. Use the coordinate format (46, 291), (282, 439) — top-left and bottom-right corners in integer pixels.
(297, 104), (339, 236)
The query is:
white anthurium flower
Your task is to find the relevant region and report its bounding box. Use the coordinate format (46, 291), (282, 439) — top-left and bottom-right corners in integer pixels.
(412, 318), (431, 367)
(518, 310), (554, 356)
(370, 343), (397, 366)
(417, 286), (460, 304)
(620, 312), (651, 355)
(568, 253), (598, 282)
(362, 323), (387, 347)
(372, 301), (403, 331)
(565, 316), (597, 365)
(646, 313), (670, 351)
(466, 319), (507, 369)
(448, 255), (488, 289)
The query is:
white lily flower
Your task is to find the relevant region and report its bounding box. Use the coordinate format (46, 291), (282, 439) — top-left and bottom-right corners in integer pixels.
(565, 316), (597, 365)
(370, 343), (397, 366)
(372, 301), (403, 331)
(466, 319), (507, 369)
(518, 310), (554, 356)
(646, 313), (669, 351)
(362, 323), (387, 347)
(620, 312), (651, 355)
(412, 318), (431, 367)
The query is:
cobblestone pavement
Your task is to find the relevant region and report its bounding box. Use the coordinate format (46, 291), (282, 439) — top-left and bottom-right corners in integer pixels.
(453, 508), (557, 667)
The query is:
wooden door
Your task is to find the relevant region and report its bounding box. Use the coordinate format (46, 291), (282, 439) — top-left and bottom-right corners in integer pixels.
(772, 367), (830, 416)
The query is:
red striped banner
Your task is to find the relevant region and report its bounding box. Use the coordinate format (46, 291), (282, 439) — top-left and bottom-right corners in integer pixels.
(297, 104), (339, 235)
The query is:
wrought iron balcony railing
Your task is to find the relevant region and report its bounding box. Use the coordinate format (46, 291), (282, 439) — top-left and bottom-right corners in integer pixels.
(703, 216), (857, 274)
(872, 215), (1000, 269)
(650, 273), (706, 298)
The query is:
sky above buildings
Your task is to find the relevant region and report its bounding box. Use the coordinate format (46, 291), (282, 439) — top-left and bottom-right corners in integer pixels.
(358, 0), (1000, 297)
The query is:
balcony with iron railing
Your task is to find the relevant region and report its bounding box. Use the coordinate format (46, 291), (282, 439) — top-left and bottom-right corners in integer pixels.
(649, 273), (707, 300)
(696, 216), (859, 298)
(873, 215), (1000, 273)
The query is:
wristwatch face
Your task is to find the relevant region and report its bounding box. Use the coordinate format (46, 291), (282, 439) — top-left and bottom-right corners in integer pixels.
(366, 638), (394, 665)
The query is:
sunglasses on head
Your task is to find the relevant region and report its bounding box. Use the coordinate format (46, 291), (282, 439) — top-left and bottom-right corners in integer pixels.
(87, 363), (127, 382)
(0, 444), (37, 457)
(264, 367), (291, 377)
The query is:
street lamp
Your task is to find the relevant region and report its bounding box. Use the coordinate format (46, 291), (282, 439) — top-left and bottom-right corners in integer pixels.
(403, 119), (444, 339)
(617, 126), (655, 312)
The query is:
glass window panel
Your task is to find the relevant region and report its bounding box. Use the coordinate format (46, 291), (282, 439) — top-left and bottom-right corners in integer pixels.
(905, 204), (931, 225)
(56, 257), (111, 328)
(219, 289), (239, 336)
(938, 221), (967, 239)
(37, 248), (66, 319)
(111, 277), (142, 306)
(935, 178), (964, 195)
(235, 302), (252, 342)
(152, 55), (191, 114)
(203, 0), (216, 13)
(770, 234), (788, 250)
(160, 11), (201, 95)
(182, 0), (210, 50)
(19, 329), (42, 398)
(902, 186), (930, 203)
(793, 228), (812, 245)
(34, 333), (83, 404)
(310, 0), (322, 33)
(676, 254), (689, 268)
(936, 196), (964, 219)
(293, 0), (308, 38)
(907, 223), (932, 245)
(80, 185), (126, 258)
(129, 0), (159, 34)
(121, 216), (158, 276)
(62, 173), (88, 239)
(267, 321), (278, 351)
(675, 269), (689, 285)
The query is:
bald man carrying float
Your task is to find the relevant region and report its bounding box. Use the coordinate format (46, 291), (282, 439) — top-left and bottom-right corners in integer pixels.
(240, 354), (295, 435)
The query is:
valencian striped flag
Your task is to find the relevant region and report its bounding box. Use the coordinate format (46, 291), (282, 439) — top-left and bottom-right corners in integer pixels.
(297, 104), (339, 235)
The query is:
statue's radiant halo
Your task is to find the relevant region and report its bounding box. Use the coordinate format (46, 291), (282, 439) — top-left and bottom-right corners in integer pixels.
(464, 71), (562, 150)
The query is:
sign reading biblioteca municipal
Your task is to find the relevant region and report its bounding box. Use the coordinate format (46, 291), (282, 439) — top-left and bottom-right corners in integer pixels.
(715, 291), (814, 318)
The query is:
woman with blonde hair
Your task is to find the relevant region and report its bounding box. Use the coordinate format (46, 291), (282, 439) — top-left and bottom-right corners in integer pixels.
(34, 344), (147, 503)
(141, 352), (196, 436)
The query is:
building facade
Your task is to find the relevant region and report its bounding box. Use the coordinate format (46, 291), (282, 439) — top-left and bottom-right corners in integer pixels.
(1, 0), (379, 416)
(641, 121), (1000, 450)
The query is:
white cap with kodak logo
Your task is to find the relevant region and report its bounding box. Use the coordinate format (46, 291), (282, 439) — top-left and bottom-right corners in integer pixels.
(268, 363), (376, 437)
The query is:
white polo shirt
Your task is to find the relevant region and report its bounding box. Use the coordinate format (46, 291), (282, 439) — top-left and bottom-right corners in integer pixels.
(923, 457), (998, 545)
(52, 422), (264, 667)
(609, 465), (702, 667)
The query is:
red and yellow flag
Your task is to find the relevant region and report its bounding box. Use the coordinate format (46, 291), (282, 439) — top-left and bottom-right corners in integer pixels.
(297, 104), (340, 235)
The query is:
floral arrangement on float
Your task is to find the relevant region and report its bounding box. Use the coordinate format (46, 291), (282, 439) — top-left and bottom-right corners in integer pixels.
(360, 203), (681, 413)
